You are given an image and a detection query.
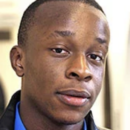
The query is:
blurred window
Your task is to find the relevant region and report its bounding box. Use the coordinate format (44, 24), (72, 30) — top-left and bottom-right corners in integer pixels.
(0, 30), (11, 41)
(104, 60), (111, 129)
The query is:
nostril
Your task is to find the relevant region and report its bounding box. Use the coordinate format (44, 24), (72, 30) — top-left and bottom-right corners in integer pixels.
(71, 72), (79, 77)
(85, 76), (91, 79)
(84, 76), (92, 82)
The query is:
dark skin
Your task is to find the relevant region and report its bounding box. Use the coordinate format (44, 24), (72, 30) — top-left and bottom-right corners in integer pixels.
(10, 1), (110, 130)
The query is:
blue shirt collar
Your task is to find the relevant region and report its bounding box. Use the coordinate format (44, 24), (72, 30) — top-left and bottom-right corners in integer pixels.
(15, 102), (87, 130)
(83, 119), (87, 130)
(14, 102), (26, 130)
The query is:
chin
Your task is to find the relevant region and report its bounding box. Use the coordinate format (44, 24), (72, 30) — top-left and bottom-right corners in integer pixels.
(59, 119), (82, 125)
(52, 112), (84, 125)
(55, 118), (83, 125)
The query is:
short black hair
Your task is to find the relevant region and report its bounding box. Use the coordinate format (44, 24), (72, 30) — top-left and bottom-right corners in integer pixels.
(18, 0), (105, 46)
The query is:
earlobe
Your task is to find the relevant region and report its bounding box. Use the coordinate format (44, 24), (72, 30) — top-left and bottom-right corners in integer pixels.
(10, 46), (24, 77)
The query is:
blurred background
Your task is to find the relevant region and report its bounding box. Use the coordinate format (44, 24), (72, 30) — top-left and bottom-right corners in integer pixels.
(0, 0), (130, 130)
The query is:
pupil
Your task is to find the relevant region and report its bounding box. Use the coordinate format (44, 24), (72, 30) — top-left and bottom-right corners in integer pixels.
(91, 54), (96, 59)
(56, 49), (62, 53)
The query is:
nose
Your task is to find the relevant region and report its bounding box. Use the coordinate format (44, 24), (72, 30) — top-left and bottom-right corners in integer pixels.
(66, 54), (93, 82)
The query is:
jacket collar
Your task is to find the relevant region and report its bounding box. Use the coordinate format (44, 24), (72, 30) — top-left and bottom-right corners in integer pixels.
(0, 91), (20, 130)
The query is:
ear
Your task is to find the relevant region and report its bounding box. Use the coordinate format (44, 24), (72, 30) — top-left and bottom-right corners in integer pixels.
(10, 46), (25, 77)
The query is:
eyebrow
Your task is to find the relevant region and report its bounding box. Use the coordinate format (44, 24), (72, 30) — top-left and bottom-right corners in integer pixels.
(54, 31), (107, 44)
(54, 30), (75, 37)
(47, 30), (108, 45)
(95, 37), (107, 44)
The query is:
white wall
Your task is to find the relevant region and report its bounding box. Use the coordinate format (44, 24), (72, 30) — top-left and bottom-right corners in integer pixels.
(0, 0), (34, 103)
(97, 0), (130, 130)
(0, 0), (21, 104)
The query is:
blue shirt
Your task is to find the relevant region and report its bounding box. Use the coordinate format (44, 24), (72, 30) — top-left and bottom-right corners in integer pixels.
(15, 102), (87, 130)
(14, 102), (26, 130)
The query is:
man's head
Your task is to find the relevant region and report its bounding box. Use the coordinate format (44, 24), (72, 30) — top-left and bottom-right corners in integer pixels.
(10, 0), (110, 129)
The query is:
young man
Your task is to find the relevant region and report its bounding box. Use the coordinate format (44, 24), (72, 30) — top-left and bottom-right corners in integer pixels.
(0, 0), (110, 130)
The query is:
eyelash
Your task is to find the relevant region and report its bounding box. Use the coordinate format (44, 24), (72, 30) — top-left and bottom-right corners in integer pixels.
(88, 54), (102, 62)
(51, 48), (103, 62)
(51, 48), (69, 54)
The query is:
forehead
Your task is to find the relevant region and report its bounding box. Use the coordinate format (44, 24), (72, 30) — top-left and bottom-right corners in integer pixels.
(28, 1), (110, 43)
(34, 1), (107, 26)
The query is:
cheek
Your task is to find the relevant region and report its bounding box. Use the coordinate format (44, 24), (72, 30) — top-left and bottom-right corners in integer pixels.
(91, 66), (104, 94)
(31, 58), (65, 90)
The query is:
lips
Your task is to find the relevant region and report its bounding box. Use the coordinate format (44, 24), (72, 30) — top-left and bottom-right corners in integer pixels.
(56, 90), (91, 107)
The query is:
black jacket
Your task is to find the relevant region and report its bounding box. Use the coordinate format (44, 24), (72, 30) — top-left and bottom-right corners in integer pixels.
(0, 91), (106, 130)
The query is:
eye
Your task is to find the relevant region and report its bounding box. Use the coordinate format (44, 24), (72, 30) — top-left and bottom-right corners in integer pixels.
(88, 54), (102, 61)
(51, 48), (68, 54)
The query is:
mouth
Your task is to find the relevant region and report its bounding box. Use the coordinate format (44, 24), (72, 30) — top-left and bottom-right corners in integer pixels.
(56, 90), (91, 107)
